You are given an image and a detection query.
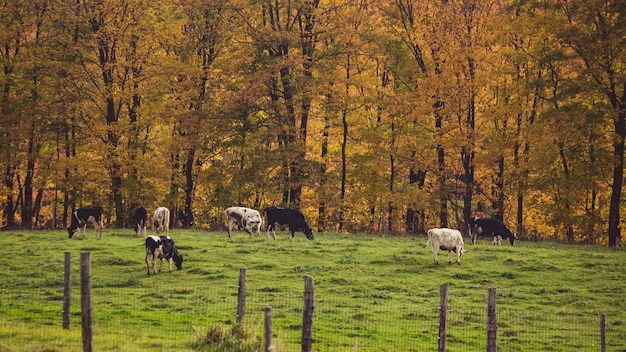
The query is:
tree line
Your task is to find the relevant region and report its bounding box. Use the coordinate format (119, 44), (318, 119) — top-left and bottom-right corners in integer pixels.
(1, 0), (624, 246)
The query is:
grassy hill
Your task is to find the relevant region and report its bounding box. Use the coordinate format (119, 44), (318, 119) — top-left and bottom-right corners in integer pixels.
(0, 229), (624, 351)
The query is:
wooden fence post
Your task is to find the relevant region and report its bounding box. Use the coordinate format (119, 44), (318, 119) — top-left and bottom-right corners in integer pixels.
(487, 287), (497, 352)
(265, 306), (273, 352)
(600, 313), (606, 352)
(302, 275), (314, 352)
(237, 268), (247, 324)
(438, 283), (448, 352)
(80, 252), (92, 352)
(63, 251), (71, 330)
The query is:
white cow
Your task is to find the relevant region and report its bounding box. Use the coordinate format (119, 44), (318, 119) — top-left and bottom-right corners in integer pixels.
(153, 207), (170, 236)
(425, 228), (467, 265)
(225, 206), (264, 238)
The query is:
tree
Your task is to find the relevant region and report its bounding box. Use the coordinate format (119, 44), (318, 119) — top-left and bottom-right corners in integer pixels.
(556, 0), (626, 247)
(48, 0), (165, 226)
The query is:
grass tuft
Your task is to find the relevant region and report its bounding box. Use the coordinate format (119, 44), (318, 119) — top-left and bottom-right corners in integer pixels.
(193, 321), (263, 352)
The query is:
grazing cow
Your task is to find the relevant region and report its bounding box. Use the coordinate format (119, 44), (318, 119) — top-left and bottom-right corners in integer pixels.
(468, 217), (516, 246)
(153, 207), (170, 236)
(145, 235), (184, 275)
(67, 206), (103, 239)
(225, 206), (264, 238)
(264, 206), (314, 240)
(134, 206), (148, 237)
(425, 228), (467, 265)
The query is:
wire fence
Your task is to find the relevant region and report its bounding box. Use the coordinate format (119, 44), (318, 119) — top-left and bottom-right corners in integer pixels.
(1, 280), (622, 352)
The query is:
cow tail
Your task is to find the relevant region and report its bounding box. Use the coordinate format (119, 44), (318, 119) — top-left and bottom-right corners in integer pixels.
(424, 230), (433, 247)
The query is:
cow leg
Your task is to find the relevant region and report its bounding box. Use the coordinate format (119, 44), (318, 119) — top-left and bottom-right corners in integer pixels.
(432, 247), (439, 265)
(447, 250), (453, 264)
(90, 219), (101, 239)
(146, 251), (153, 275)
(267, 224), (276, 240)
(96, 220), (102, 238)
(165, 211), (170, 237)
(81, 224), (87, 239)
(227, 219), (234, 238)
(158, 257), (163, 273)
(455, 249), (461, 265)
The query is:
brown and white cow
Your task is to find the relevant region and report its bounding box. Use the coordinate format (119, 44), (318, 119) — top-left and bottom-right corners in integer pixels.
(225, 206), (264, 238)
(145, 235), (184, 275)
(67, 206), (104, 239)
(425, 228), (467, 265)
(153, 207), (170, 236)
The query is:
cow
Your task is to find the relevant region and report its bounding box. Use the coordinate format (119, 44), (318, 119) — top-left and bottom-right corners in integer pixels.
(153, 207), (170, 236)
(67, 206), (103, 239)
(225, 206), (264, 238)
(425, 228), (467, 265)
(134, 206), (148, 237)
(468, 217), (516, 246)
(264, 206), (314, 240)
(145, 235), (184, 275)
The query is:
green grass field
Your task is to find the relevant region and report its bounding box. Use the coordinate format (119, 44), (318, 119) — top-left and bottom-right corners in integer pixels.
(0, 229), (624, 351)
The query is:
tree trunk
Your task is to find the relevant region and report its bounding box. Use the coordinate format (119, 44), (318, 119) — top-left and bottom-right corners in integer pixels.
(406, 168), (426, 234)
(23, 140), (36, 229)
(608, 109), (625, 247)
(492, 156), (505, 221)
(3, 163), (16, 228)
(183, 148), (195, 228)
(558, 143), (574, 243)
(339, 106), (348, 232)
(339, 57), (350, 232)
(318, 93), (330, 232)
(435, 105), (447, 228)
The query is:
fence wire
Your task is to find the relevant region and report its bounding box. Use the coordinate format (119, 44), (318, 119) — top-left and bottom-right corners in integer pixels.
(0, 285), (619, 352)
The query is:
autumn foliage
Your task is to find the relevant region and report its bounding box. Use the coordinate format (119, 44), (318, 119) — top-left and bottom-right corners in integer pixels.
(1, 0), (624, 246)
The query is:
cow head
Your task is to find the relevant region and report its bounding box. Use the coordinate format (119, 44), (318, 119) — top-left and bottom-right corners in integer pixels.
(245, 215), (262, 232)
(304, 227), (314, 240)
(67, 227), (77, 238)
(173, 252), (184, 270)
(467, 217), (480, 245)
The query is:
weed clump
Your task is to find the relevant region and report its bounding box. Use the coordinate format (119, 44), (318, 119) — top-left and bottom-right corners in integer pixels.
(193, 322), (264, 352)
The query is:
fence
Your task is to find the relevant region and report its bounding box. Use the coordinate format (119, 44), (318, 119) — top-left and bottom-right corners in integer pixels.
(0, 252), (620, 351)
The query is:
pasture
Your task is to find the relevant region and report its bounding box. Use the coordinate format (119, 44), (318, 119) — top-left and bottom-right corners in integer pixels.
(0, 229), (625, 351)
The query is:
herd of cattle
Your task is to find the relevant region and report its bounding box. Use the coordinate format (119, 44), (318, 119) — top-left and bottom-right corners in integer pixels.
(66, 204), (516, 272)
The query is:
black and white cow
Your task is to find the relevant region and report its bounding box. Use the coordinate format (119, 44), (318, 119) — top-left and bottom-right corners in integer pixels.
(264, 206), (314, 240)
(225, 206), (264, 238)
(153, 207), (170, 236)
(145, 235), (184, 275)
(425, 228), (467, 265)
(468, 217), (516, 246)
(67, 206), (103, 239)
(134, 206), (148, 237)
